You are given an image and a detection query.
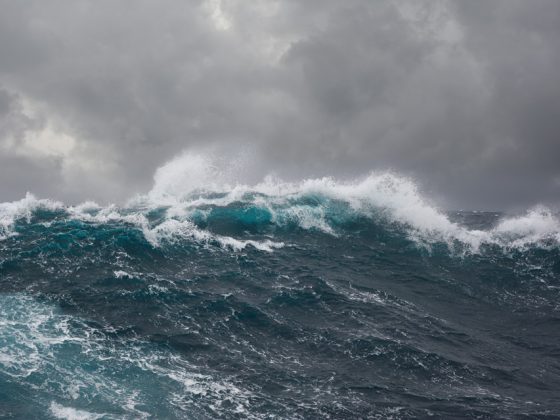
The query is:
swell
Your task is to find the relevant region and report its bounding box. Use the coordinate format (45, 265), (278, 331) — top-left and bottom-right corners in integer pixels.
(1, 152), (560, 418)
(2, 151), (560, 257)
(2, 244), (559, 418)
(1, 192), (559, 258)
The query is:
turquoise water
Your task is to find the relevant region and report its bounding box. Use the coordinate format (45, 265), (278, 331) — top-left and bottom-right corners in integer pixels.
(1, 169), (560, 418)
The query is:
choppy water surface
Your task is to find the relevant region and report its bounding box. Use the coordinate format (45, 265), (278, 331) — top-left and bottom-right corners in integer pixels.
(1, 154), (559, 419)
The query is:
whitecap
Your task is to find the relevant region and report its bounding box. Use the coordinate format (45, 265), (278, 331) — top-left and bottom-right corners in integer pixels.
(2, 151), (559, 254)
(0, 192), (63, 240)
(49, 402), (104, 420)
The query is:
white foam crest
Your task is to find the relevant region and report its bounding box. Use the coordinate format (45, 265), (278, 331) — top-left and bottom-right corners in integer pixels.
(49, 402), (104, 420)
(0, 294), (260, 418)
(263, 173), (469, 239)
(141, 153), (483, 245)
(3, 152), (560, 253)
(144, 218), (283, 251)
(490, 206), (560, 249)
(69, 200), (283, 252)
(60, 182), (283, 252)
(68, 204), (148, 226)
(253, 174), (494, 251)
(139, 152), (560, 252)
(147, 152), (233, 205)
(70, 200), (102, 214)
(0, 192), (63, 240)
(142, 153), (458, 235)
(274, 204), (335, 234)
(114, 270), (131, 279)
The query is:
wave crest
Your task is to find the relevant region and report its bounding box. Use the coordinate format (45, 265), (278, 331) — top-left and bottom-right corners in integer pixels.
(2, 152), (559, 253)
(0, 193), (63, 240)
(138, 152), (560, 252)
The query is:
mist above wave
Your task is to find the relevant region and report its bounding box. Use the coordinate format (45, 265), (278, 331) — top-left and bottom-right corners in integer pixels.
(137, 152), (560, 251)
(1, 151), (560, 253)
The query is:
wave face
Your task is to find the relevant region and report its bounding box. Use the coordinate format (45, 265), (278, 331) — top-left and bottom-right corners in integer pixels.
(1, 153), (560, 418)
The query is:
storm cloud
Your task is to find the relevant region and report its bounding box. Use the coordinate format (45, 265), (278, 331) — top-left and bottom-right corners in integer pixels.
(0, 0), (559, 209)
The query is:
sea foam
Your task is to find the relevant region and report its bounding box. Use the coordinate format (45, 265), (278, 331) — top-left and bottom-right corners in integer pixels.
(0, 294), (257, 418)
(1, 151), (559, 253)
(0, 193), (63, 240)
(137, 152), (560, 252)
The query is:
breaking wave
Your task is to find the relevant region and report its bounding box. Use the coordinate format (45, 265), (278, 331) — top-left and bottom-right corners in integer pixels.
(1, 152), (559, 254)
(2, 151), (560, 418)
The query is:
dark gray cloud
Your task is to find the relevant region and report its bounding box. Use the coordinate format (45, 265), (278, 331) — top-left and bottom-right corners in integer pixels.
(0, 0), (559, 209)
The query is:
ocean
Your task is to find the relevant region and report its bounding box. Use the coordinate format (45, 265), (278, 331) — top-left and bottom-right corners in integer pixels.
(1, 154), (559, 419)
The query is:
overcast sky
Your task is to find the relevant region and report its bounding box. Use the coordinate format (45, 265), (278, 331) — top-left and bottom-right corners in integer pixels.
(1, 0), (559, 210)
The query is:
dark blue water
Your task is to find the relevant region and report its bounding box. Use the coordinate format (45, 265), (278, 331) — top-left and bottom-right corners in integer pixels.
(1, 173), (560, 418)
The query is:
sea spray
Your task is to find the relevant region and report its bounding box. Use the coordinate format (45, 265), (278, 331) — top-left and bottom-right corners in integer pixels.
(1, 151), (560, 418)
(2, 152), (559, 254)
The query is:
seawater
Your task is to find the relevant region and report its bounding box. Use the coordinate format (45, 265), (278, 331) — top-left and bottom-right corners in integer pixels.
(1, 153), (559, 419)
